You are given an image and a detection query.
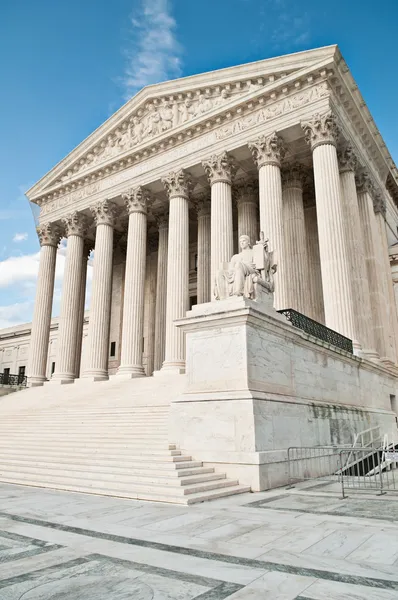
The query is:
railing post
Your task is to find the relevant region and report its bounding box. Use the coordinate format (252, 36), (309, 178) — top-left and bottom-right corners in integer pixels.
(286, 447), (294, 489)
(339, 451), (346, 499)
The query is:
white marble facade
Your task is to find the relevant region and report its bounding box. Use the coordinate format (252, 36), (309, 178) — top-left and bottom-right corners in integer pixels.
(2, 45), (398, 385)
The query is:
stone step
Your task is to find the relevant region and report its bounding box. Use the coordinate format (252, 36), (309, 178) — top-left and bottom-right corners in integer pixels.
(0, 459), (211, 477)
(0, 433), (171, 442)
(0, 471), (239, 496)
(0, 477), (250, 505)
(0, 463), (223, 487)
(0, 440), (176, 451)
(0, 449), (193, 463)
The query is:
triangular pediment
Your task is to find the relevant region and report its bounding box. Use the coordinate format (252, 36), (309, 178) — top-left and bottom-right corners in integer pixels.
(27, 46), (339, 201)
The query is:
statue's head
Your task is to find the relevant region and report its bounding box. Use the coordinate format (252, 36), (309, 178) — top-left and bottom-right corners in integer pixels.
(239, 235), (251, 249)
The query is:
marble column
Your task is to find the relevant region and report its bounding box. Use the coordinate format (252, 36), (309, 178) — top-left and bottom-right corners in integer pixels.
(143, 243), (157, 376)
(27, 222), (61, 386)
(234, 179), (259, 248)
(304, 205), (325, 323)
(74, 242), (91, 378)
(117, 187), (150, 378)
(374, 195), (398, 365)
(356, 174), (386, 360)
(84, 200), (116, 380)
(52, 212), (87, 384)
(202, 152), (236, 296)
(194, 194), (211, 304)
(301, 112), (354, 339)
(390, 250), (398, 320)
(338, 145), (376, 357)
(161, 169), (192, 373)
(282, 163), (310, 315)
(248, 133), (288, 310)
(153, 213), (168, 372)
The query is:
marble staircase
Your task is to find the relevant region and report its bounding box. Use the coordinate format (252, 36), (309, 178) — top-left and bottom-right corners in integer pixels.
(0, 376), (250, 504)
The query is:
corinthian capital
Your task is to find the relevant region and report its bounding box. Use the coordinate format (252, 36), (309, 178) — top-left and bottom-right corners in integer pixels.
(233, 179), (258, 206)
(355, 171), (375, 196)
(154, 210), (169, 230)
(374, 192), (386, 216)
(281, 163), (307, 189)
(301, 111), (339, 150)
(90, 199), (117, 226)
(248, 132), (285, 169)
(193, 192), (211, 217)
(37, 222), (62, 247)
(337, 143), (358, 173)
(62, 212), (88, 238)
(202, 151), (237, 185)
(162, 169), (193, 199)
(123, 186), (151, 214)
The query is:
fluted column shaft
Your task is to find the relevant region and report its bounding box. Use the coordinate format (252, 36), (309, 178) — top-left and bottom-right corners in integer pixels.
(84, 201), (116, 380)
(304, 206), (325, 323)
(339, 155), (376, 356)
(302, 113), (354, 339)
(235, 181), (258, 248)
(196, 199), (211, 304)
(375, 208), (398, 364)
(357, 188), (386, 359)
(161, 170), (192, 373)
(282, 166), (309, 315)
(28, 223), (60, 386)
(249, 133), (287, 310)
(117, 188), (149, 377)
(202, 152), (235, 298)
(154, 217), (168, 372)
(144, 249), (157, 376)
(74, 245), (90, 378)
(53, 212), (87, 383)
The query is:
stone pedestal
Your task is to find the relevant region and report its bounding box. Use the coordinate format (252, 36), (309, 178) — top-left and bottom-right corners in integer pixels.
(52, 212), (87, 384)
(249, 133), (287, 310)
(302, 112), (354, 340)
(171, 296), (398, 490)
(84, 201), (116, 381)
(117, 188), (149, 378)
(160, 170), (192, 374)
(202, 152), (235, 297)
(27, 223), (61, 387)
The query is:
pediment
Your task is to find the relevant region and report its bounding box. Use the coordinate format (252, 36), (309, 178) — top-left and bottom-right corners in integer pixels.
(27, 46), (338, 202)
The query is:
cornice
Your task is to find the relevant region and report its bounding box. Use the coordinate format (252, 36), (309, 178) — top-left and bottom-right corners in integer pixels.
(30, 60), (334, 207)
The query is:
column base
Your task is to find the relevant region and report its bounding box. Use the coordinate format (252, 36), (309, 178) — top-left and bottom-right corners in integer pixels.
(82, 369), (109, 382)
(380, 357), (397, 368)
(361, 349), (380, 362)
(116, 365), (146, 379)
(156, 361), (186, 376)
(27, 376), (46, 388)
(50, 374), (75, 385)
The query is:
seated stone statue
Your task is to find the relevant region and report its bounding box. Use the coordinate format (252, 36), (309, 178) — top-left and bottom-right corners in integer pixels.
(214, 233), (276, 301)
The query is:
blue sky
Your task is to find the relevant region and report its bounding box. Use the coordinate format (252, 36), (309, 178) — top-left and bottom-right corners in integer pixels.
(1, 0), (397, 328)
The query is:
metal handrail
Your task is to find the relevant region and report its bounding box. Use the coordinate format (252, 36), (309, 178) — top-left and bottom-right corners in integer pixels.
(0, 373), (27, 387)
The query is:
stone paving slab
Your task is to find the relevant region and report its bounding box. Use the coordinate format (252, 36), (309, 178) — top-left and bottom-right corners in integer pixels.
(0, 483), (398, 598)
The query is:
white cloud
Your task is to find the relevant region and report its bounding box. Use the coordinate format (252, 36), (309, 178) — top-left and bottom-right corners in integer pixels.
(13, 232), (28, 242)
(122, 0), (182, 99)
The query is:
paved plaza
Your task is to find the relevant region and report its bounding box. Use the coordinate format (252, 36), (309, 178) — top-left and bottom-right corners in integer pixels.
(0, 483), (398, 598)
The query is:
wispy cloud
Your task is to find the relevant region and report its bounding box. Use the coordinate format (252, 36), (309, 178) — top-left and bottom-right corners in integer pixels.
(122, 0), (182, 100)
(250, 0), (311, 52)
(13, 232), (28, 242)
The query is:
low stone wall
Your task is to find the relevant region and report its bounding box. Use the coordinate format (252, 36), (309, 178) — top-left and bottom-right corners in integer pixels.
(170, 297), (398, 490)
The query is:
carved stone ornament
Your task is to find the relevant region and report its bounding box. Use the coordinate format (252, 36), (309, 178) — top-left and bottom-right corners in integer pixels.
(37, 222), (62, 247)
(355, 171), (376, 196)
(193, 193), (211, 217)
(202, 151), (237, 185)
(373, 192), (387, 216)
(62, 211), (88, 238)
(154, 211), (169, 230)
(301, 111), (339, 150)
(248, 132), (285, 168)
(161, 169), (193, 199)
(123, 186), (151, 214)
(337, 143), (358, 173)
(281, 163), (307, 189)
(233, 179), (258, 206)
(90, 199), (117, 226)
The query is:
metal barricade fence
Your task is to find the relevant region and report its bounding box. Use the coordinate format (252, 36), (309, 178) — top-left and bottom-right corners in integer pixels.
(287, 445), (398, 498)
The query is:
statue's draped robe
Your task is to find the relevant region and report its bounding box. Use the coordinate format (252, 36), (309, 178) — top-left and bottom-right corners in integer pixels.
(215, 249), (259, 300)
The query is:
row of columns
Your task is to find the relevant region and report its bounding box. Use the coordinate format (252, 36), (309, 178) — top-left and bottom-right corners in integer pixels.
(28, 112), (398, 385)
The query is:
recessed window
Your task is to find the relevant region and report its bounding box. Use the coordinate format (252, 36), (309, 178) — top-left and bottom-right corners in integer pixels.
(51, 362), (55, 375)
(110, 342), (116, 358)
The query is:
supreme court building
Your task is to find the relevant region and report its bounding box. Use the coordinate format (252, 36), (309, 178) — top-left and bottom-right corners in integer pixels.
(1, 46), (398, 499)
